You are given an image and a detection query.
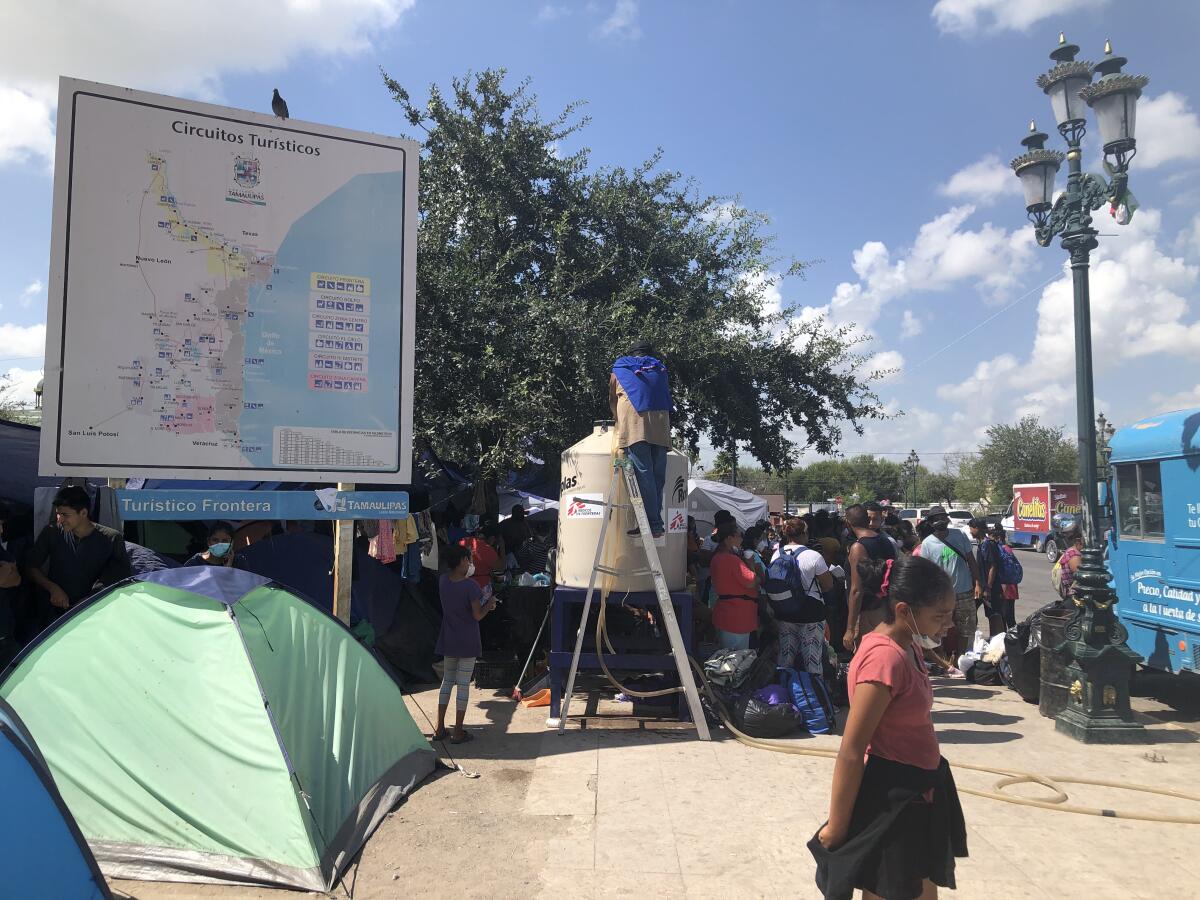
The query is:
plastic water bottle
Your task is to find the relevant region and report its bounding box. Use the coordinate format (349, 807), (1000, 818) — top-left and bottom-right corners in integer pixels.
(973, 630), (986, 655)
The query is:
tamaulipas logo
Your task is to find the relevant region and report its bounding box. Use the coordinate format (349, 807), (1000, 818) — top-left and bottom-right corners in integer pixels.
(234, 156), (260, 188)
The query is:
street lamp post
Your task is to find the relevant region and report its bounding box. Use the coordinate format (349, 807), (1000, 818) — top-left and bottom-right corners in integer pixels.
(905, 449), (920, 507)
(1096, 412), (1116, 479)
(1010, 34), (1147, 743)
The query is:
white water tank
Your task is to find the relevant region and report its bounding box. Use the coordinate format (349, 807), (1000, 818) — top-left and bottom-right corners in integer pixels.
(557, 421), (688, 592)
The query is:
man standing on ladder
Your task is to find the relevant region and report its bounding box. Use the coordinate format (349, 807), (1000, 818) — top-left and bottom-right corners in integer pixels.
(609, 339), (672, 539)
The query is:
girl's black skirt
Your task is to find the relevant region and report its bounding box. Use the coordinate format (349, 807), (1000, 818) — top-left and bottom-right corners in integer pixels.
(808, 754), (968, 900)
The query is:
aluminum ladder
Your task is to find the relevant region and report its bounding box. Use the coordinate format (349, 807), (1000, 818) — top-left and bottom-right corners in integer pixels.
(555, 456), (710, 740)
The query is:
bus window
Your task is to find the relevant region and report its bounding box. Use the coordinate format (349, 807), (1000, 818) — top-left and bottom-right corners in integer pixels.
(1115, 461), (1165, 540)
(1116, 464), (1140, 535)
(1142, 462), (1164, 537)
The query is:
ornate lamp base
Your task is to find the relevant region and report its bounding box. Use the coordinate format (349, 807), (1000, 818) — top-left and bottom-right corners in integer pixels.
(1054, 646), (1145, 744)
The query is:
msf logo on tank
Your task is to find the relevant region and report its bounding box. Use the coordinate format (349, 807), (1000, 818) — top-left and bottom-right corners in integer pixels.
(565, 493), (604, 519)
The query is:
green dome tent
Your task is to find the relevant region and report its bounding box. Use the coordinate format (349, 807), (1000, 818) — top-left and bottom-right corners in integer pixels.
(0, 567), (436, 892)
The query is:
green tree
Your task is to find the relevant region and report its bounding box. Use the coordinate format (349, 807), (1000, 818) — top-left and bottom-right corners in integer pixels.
(946, 453), (992, 508)
(922, 472), (957, 505)
(0, 375), (22, 423)
(382, 69), (885, 480)
(977, 416), (1078, 497)
(783, 455), (908, 503)
(842, 455), (905, 502)
(708, 449), (737, 480)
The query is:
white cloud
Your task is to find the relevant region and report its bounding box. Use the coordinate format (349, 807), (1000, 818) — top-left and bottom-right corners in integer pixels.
(1150, 384), (1200, 414)
(537, 4), (570, 22)
(900, 310), (923, 338)
(0, 0), (416, 168)
(931, 0), (1107, 36)
(0, 321), (47, 360)
(1, 367), (43, 407)
(0, 83), (56, 167)
(804, 205), (1035, 334)
(866, 351), (905, 384)
(1179, 215), (1200, 259)
(598, 0), (641, 40)
(939, 154), (1019, 204)
(935, 208), (1200, 442)
(1135, 92), (1200, 170)
(18, 280), (43, 309)
(701, 201), (740, 226)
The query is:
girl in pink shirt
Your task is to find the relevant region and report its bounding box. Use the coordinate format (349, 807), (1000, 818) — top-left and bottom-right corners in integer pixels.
(810, 555), (967, 900)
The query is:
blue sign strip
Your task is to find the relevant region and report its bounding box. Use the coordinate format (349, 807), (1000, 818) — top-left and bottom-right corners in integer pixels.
(116, 489), (409, 521)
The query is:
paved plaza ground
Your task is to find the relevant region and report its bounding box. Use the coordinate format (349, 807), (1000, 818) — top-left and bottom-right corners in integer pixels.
(110, 546), (1200, 900)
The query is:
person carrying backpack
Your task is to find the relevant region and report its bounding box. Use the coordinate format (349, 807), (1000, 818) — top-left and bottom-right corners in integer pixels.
(810, 555), (967, 900)
(969, 518), (1006, 639)
(1052, 525), (1084, 602)
(991, 525), (1021, 629)
(768, 518), (834, 675)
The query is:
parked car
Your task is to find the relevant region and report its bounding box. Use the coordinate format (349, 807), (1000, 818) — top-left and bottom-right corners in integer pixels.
(946, 509), (973, 535)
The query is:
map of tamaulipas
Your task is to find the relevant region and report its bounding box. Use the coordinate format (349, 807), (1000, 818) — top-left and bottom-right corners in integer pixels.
(43, 81), (416, 480)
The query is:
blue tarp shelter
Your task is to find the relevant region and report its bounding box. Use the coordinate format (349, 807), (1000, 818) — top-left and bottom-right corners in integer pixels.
(0, 419), (101, 514)
(237, 533), (439, 683)
(238, 533), (400, 632)
(0, 697), (110, 899)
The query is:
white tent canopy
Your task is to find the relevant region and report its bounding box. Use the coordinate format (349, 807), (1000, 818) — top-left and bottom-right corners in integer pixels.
(498, 489), (558, 522)
(687, 479), (769, 532)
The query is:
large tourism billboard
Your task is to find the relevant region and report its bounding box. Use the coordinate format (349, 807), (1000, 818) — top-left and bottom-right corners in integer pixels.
(40, 78), (418, 482)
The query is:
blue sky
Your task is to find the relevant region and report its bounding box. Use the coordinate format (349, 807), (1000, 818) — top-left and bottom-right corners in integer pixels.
(2, 0), (1199, 471)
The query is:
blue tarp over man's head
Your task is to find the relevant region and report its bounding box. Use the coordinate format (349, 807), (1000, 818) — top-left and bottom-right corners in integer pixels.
(612, 355), (671, 414)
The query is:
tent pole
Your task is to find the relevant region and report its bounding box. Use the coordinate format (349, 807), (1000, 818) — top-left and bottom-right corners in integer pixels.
(333, 482), (355, 624)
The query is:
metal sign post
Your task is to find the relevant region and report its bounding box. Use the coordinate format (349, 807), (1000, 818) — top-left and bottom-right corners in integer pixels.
(333, 482), (355, 624)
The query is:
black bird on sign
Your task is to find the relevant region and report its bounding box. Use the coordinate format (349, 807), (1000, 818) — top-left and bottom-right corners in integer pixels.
(271, 88), (289, 120)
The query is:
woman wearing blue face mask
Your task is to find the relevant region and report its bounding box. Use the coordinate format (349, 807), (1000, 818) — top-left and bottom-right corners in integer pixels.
(810, 554), (967, 900)
(184, 522), (237, 567)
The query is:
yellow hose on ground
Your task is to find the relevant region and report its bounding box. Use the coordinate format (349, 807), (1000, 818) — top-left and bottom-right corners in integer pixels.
(569, 429), (1200, 823)
(685, 658), (1200, 825)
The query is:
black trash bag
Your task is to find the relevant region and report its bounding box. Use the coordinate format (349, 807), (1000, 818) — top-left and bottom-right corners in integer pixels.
(699, 681), (738, 727)
(1004, 622), (1041, 703)
(822, 650), (850, 709)
(967, 660), (1002, 685)
(1004, 601), (1065, 704)
(745, 633), (780, 691)
(734, 694), (802, 739)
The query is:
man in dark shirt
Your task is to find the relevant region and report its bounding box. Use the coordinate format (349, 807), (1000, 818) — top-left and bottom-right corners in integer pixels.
(517, 522), (554, 576)
(843, 503), (897, 651)
(500, 505), (532, 561)
(26, 486), (130, 618)
(0, 531), (21, 667)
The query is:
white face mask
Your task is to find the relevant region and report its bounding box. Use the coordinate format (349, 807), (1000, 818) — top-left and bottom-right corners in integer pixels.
(907, 609), (942, 650)
(466, 562), (476, 577)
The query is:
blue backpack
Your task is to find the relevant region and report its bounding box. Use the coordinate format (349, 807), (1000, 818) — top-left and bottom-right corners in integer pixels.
(998, 543), (1024, 585)
(778, 667), (837, 735)
(765, 548), (825, 624)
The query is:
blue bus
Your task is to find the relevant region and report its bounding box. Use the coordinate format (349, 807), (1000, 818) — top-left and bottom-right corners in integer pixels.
(1108, 406), (1200, 674)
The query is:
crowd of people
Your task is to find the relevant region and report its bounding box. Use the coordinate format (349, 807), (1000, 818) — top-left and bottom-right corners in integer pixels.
(687, 502), (1024, 680)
